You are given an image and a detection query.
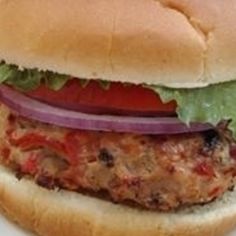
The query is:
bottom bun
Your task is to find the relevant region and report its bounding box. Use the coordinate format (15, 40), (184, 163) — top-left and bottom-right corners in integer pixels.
(0, 166), (235, 236)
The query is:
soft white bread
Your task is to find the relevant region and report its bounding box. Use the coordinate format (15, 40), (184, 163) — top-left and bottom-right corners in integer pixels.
(0, 0), (236, 88)
(0, 166), (235, 236)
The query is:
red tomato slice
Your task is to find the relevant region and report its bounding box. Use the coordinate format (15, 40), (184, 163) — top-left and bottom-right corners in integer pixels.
(26, 79), (176, 116)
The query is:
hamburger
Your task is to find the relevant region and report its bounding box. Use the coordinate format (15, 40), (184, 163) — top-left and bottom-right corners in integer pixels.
(0, 0), (236, 236)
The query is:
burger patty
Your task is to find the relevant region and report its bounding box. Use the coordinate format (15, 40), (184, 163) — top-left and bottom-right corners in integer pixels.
(0, 104), (236, 211)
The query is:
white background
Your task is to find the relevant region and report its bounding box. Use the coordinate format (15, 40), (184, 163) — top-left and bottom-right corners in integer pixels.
(0, 214), (33, 236)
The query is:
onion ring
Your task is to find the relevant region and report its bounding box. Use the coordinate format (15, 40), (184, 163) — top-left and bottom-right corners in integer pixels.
(0, 85), (213, 134)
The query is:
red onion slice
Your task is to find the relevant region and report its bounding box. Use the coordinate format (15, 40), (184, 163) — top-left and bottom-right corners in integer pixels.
(0, 85), (213, 134)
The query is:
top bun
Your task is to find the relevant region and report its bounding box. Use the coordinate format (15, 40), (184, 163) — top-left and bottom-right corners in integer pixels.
(0, 0), (236, 88)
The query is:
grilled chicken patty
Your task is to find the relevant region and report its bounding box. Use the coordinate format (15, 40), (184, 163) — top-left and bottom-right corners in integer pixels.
(0, 104), (235, 211)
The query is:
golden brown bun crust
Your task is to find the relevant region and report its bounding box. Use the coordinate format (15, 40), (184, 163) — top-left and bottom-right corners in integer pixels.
(0, 166), (236, 236)
(0, 1), (236, 88)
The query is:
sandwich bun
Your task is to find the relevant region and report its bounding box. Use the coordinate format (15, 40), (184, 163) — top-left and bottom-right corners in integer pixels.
(0, 166), (236, 236)
(0, 0), (236, 88)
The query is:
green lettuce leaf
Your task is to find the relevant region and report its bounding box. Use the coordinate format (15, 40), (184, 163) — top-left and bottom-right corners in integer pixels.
(79, 79), (90, 88)
(0, 63), (17, 83)
(148, 82), (236, 138)
(0, 63), (69, 91)
(44, 72), (69, 91)
(6, 69), (43, 91)
(98, 80), (110, 90)
(0, 62), (110, 91)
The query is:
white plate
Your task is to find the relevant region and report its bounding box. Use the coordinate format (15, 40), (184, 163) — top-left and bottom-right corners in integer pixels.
(0, 213), (33, 236)
(0, 212), (235, 236)
(230, 231), (236, 236)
